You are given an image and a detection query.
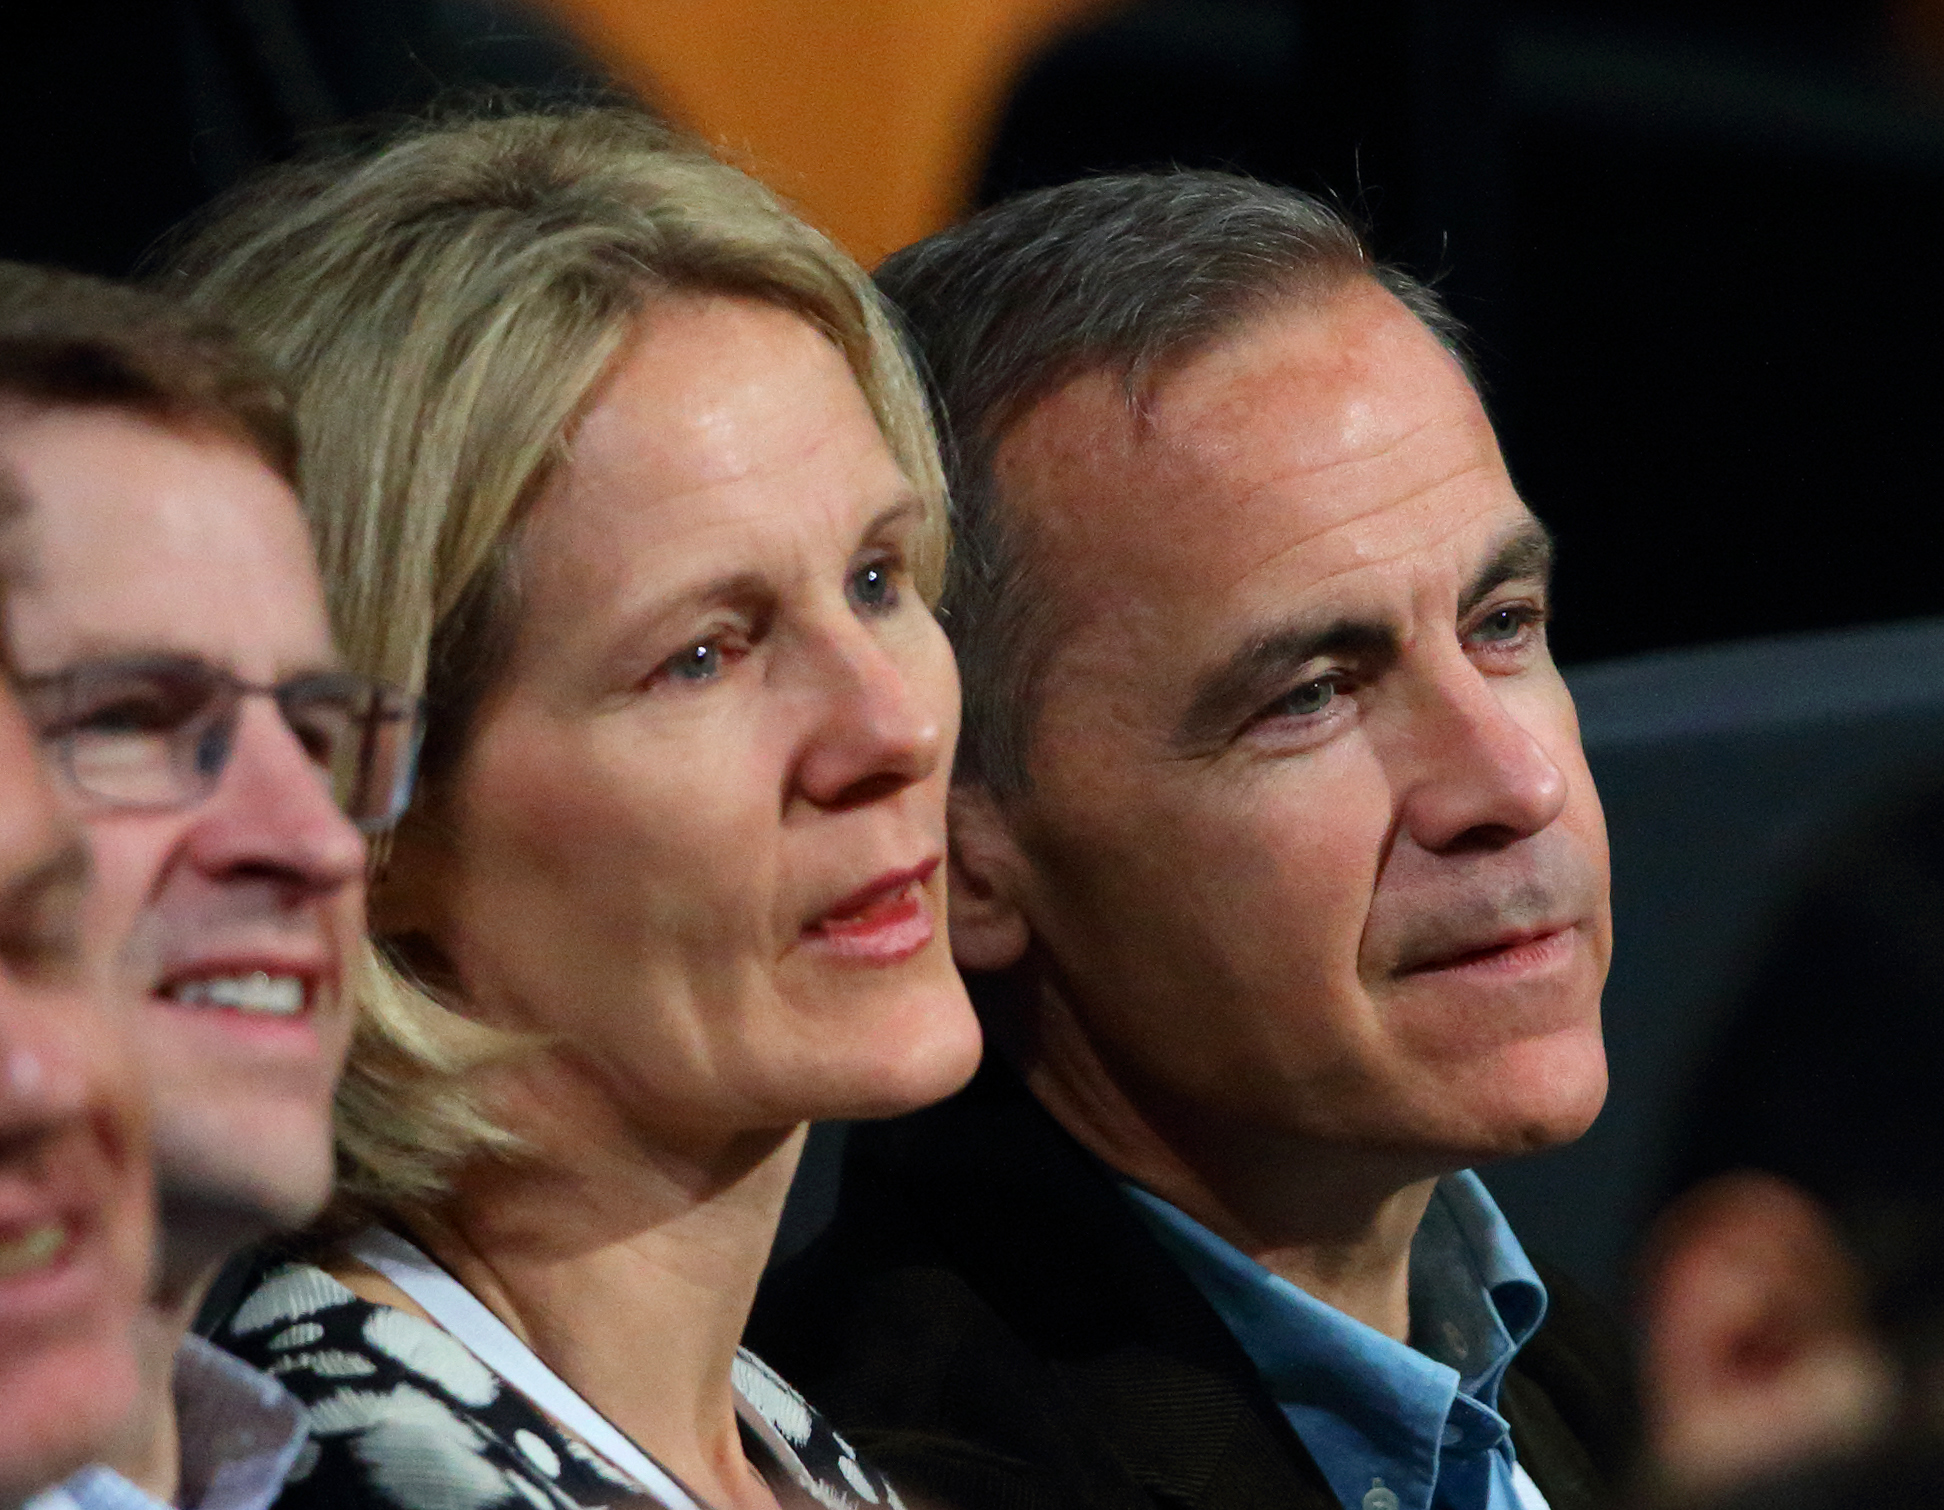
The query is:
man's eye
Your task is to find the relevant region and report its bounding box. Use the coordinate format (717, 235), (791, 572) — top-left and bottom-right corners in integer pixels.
(1471, 604), (1545, 646)
(285, 713), (343, 767)
(73, 694), (180, 735)
(847, 558), (899, 615)
(1268, 679), (1336, 719)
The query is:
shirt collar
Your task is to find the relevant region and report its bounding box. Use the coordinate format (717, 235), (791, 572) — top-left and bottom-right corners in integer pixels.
(172, 1334), (309, 1510)
(1124, 1171), (1547, 1510)
(1407, 1174), (1547, 1398)
(25, 1338), (308, 1510)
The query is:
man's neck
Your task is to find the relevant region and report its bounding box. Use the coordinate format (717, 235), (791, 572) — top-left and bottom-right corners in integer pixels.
(1241, 1184), (1438, 1339)
(1021, 1010), (1445, 1341)
(99, 1272), (215, 1506)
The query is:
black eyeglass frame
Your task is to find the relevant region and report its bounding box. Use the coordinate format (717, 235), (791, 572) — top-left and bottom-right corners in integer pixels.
(15, 654), (425, 833)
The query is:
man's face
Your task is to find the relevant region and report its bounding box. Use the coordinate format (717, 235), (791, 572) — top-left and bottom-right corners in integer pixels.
(0, 405), (364, 1249)
(976, 281), (1610, 1180)
(0, 558), (150, 1502)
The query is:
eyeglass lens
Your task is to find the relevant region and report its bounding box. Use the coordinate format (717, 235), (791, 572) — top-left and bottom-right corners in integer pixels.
(37, 659), (419, 831)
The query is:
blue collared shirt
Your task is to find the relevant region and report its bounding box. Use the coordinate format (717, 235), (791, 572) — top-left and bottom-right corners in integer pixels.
(25, 1336), (308, 1510)
(1124, 1172), (1551, 1510)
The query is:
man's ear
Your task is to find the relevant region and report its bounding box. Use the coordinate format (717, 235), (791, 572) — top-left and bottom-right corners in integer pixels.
(1636, 1171), (1894, 1501)
(947, 784), (1032, 972)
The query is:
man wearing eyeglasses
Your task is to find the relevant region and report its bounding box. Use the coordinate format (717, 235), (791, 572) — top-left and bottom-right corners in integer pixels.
(0, 467), (156, 1510)
(0, 263), (419, 1510)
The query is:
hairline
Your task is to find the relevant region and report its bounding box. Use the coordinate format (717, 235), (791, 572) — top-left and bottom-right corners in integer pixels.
(965, 267), (1472, 800)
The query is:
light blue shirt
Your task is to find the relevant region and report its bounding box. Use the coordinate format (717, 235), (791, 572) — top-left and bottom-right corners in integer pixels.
(25, 1336), (308, 1510)
(1124, 1172), (1551, 1510)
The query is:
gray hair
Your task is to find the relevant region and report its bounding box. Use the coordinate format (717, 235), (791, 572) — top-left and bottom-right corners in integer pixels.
(876, 170), (1468, 797)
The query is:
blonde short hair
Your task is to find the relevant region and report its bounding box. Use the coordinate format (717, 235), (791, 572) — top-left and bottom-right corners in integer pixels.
(165, 107), (948, 1214)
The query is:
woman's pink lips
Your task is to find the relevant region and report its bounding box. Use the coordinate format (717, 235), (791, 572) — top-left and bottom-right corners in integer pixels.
(802, 859), (939, 964)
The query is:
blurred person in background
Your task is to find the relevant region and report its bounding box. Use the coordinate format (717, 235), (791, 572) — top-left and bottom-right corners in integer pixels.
(165, 106), (982, 1510)
(0, 263), (408, 1510)
(0, 468), (152, 1509)
(754, 171), (1631, 1510)
(1632, 778), (1944, 1504)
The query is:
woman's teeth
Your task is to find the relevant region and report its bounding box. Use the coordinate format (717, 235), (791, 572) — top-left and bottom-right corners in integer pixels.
(0, 1223), (66, 1279)
(168, 972), (304, 1016)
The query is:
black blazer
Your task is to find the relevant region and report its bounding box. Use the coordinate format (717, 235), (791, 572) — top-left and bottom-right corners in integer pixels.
(752, 1060), (1636, 1510)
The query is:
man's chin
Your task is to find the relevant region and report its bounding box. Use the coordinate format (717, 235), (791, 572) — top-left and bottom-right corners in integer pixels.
(1461, 1031), (1609, 1162)
(153, 1150), (333, 1296)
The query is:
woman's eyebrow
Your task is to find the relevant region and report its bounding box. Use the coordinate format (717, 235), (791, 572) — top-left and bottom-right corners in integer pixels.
(861, 493), (925, 539)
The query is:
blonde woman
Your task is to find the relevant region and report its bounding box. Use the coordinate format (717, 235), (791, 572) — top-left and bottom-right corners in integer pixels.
(165, 110), (982, 1510)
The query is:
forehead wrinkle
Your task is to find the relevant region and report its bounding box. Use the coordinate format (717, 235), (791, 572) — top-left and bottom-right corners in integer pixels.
(1145, 382), (1455, 485)
(1224, 456), (1515, 603)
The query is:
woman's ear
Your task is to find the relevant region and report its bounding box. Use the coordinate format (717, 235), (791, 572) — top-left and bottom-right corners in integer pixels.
(368, 813), (469, 1001)
(947, 784), (1032, 972)
(367, 809), (448, 939)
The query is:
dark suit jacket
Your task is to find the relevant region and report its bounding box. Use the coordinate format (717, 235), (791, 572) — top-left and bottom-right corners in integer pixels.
(751, 1060), (1636, 1510)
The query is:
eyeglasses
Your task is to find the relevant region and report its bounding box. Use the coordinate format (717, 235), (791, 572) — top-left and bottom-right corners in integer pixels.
(15, 655), (424, 833)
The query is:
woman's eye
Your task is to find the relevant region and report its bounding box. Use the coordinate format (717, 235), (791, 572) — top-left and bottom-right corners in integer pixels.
(847, 558), (899, 615)
(1268, 679), (1336, 719)
(664, 641), (724, 683)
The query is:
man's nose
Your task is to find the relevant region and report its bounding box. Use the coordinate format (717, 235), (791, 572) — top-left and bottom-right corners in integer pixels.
(1392, 657), (1569, 854)
(186, 698), (367, 889)
(792, 618), (946, 811)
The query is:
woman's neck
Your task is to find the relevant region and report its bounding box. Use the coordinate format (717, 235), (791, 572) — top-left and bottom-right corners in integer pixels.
(386, 1059), (807, 1510)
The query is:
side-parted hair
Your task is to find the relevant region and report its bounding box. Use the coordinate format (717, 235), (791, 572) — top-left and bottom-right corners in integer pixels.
(874, 171), (1468, 798)
(164, 107), (948, 1215)
(0, 260), (297, 483)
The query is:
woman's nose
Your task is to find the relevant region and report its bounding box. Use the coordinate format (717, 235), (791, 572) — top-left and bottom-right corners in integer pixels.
(793, 620), (948, 811)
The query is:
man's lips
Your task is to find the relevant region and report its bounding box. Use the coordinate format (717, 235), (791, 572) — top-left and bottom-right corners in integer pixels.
(0, 1121), (119, 1300)
(151, 956), (327, 1022)
(801, 860), (939, 964)
(1395, 922), (1576, 977)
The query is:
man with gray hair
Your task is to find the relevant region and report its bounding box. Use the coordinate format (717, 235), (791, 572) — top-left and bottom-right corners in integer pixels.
(753, 173), (1631, 1510)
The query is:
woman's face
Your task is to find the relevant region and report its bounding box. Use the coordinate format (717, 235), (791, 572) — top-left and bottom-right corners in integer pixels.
(418, 295), (980, 1140)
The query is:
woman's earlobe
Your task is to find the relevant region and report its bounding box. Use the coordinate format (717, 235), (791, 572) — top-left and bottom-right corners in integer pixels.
(946, 785), (1032, 972)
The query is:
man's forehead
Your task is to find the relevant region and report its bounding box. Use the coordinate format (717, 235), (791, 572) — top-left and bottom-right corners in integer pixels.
(0, 405), (337, 675)
(991, 281), (1512, 610)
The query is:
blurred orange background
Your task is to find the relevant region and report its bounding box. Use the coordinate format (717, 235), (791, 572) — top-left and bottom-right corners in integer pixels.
(534, 0), (1124, 265)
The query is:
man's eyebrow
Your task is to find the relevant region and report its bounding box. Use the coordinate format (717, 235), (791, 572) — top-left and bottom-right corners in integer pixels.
(0, 467), (29, 679)
(1174, 617), (1400, 751)
(1458, 520), (1554, 619)
(1170, 521), (1556, 752)
(0, 465), (28, 587)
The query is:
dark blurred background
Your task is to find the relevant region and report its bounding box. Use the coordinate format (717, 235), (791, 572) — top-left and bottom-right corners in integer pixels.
(10, 0), (1941, 662)
(10, 0), (1944, 1297)
(981, 0), (1944, 664)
